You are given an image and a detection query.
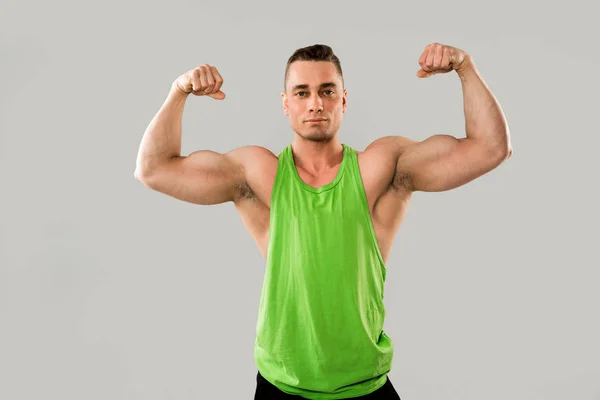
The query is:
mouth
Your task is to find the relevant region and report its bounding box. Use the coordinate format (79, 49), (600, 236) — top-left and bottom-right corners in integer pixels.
(305, 119), (327, 123)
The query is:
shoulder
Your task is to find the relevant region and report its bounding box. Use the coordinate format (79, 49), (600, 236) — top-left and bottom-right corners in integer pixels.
(364, 135), (417, 154)
(229, 145), (279, 178)
(225, 145), (279, 171)
(358, 135), (416, 169)
(351, 136), (414, 202)
(233, 145), (278, 160)
(231, 145), (279, 205)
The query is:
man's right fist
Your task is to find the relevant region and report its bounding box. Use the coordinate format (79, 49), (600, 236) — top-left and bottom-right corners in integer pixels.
(175, 64), (225, 100)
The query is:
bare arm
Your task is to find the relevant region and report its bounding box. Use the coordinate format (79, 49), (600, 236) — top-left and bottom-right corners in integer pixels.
(134, 66), (249, 205)
(396, 44), (512, 192)
(135, 82), (188, 174)
(137, 146), (249, 205)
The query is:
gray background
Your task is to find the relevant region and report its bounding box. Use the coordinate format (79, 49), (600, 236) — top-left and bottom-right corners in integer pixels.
(1, 0), (599, 399)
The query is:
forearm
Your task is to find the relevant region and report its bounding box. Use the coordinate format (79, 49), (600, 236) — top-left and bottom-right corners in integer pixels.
(457, 56), (511, 155)
(135, 82), (190, 177)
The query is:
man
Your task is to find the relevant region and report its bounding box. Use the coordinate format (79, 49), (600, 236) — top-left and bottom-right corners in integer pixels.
(134, 43), (512, 399)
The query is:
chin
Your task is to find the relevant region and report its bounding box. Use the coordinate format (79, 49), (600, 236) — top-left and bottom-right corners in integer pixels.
(300, 130), (334, 142)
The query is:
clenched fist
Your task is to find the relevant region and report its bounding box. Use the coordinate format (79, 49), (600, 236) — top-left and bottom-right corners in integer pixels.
(175, 64), (225, 99)
(416, 43), (470, 78)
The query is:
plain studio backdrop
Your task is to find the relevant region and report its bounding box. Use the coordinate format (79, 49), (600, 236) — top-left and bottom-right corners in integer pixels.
(1, 1), (598, 399)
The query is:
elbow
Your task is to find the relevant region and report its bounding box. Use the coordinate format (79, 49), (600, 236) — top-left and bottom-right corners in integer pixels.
(489, 135), (513, 161)
(134, 168), (146, 181)
(134, 159), (158, 182)
(134, 167), (155, 185)
(484, 127), (512, 160)
(484, 142), (512, 166)
(501, 135), (513, 160)
(493, 145), (512, 162)
(502, 129), (513, 159)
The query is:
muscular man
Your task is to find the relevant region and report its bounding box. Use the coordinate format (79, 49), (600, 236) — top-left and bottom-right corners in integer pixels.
(134, 43), (512, 399)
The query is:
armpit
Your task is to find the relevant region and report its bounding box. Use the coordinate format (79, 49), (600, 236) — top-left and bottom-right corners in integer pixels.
(390, 170), (412, 192)
(234, 180), (256, 201)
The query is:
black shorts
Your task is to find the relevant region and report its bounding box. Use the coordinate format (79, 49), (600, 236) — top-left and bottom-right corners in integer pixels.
(254, 371), (401, 399)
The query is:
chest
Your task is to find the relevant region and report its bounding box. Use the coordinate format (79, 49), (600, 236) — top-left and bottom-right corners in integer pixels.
(234, 153), (411, 262)
(295, 169), (340, 192)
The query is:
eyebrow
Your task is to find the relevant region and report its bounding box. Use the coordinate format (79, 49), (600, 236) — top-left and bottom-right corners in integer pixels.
(291, 82), (337, 91)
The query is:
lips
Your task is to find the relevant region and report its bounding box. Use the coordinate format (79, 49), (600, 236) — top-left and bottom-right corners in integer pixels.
(305, 118), (327, 122)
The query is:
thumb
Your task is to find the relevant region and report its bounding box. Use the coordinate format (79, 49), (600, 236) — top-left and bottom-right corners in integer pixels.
(416, 69), (433, 78)
(208, 90), (226, 100)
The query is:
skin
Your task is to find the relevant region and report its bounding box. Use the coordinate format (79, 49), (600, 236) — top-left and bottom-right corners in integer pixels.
(135, 42), (512, 263)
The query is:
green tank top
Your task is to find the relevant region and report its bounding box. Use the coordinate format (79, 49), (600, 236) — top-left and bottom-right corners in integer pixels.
(254, 143), (394, 399)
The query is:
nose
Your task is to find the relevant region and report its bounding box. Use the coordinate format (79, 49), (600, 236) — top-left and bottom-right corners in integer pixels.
(308, 93), (323, 113)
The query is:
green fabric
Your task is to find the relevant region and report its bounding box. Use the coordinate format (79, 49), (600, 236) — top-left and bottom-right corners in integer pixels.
(254, 143), (394, 399)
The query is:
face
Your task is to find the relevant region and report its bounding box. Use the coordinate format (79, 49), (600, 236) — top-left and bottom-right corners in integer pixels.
(282, 61), (347, 142)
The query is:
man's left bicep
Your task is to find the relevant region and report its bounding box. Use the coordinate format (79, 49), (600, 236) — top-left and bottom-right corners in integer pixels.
(396, 135), (508, 192)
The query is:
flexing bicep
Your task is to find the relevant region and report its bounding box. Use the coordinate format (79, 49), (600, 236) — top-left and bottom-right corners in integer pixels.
(138, 148), (247, 205)
(396, 135), (508, 192)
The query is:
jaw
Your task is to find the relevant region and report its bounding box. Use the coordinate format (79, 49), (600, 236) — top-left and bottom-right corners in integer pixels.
(295, 125), (338, 142)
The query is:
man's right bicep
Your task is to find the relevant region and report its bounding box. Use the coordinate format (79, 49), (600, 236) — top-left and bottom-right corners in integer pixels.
(138, 149), (245, 205)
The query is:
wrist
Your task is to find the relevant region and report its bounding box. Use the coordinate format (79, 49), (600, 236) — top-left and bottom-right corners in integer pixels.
(455, 55), (477, 79)
(171, 81), (191, 97)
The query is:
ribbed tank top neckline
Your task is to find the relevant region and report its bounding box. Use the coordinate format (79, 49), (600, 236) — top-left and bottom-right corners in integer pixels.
(285, 143), (349, 194)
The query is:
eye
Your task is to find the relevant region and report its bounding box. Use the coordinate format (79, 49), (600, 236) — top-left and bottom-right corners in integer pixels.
(323, 90), (334, 95)
(296, 91), (307, 97)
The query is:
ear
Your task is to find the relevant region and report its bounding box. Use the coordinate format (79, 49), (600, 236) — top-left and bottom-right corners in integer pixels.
(281, 92), (289, 116)
(342, 89), (347, 113)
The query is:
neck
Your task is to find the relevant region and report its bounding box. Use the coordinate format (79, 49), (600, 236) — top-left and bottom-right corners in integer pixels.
(290, 134), (343, 174)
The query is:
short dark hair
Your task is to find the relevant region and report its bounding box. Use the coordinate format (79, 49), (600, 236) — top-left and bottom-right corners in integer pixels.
(284, 44), (344, 91)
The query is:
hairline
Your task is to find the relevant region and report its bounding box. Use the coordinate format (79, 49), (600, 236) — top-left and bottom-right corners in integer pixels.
(284, 61), (345, 93)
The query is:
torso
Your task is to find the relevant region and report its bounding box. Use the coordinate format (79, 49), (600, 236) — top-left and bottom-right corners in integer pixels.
(232, 139), (413, 264)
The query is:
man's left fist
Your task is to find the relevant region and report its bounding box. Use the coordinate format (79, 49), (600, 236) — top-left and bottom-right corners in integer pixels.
(417, 43), (470, 78)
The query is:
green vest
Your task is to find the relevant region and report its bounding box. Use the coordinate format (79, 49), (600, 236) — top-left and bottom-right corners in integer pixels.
(254, 143), (393, 399)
